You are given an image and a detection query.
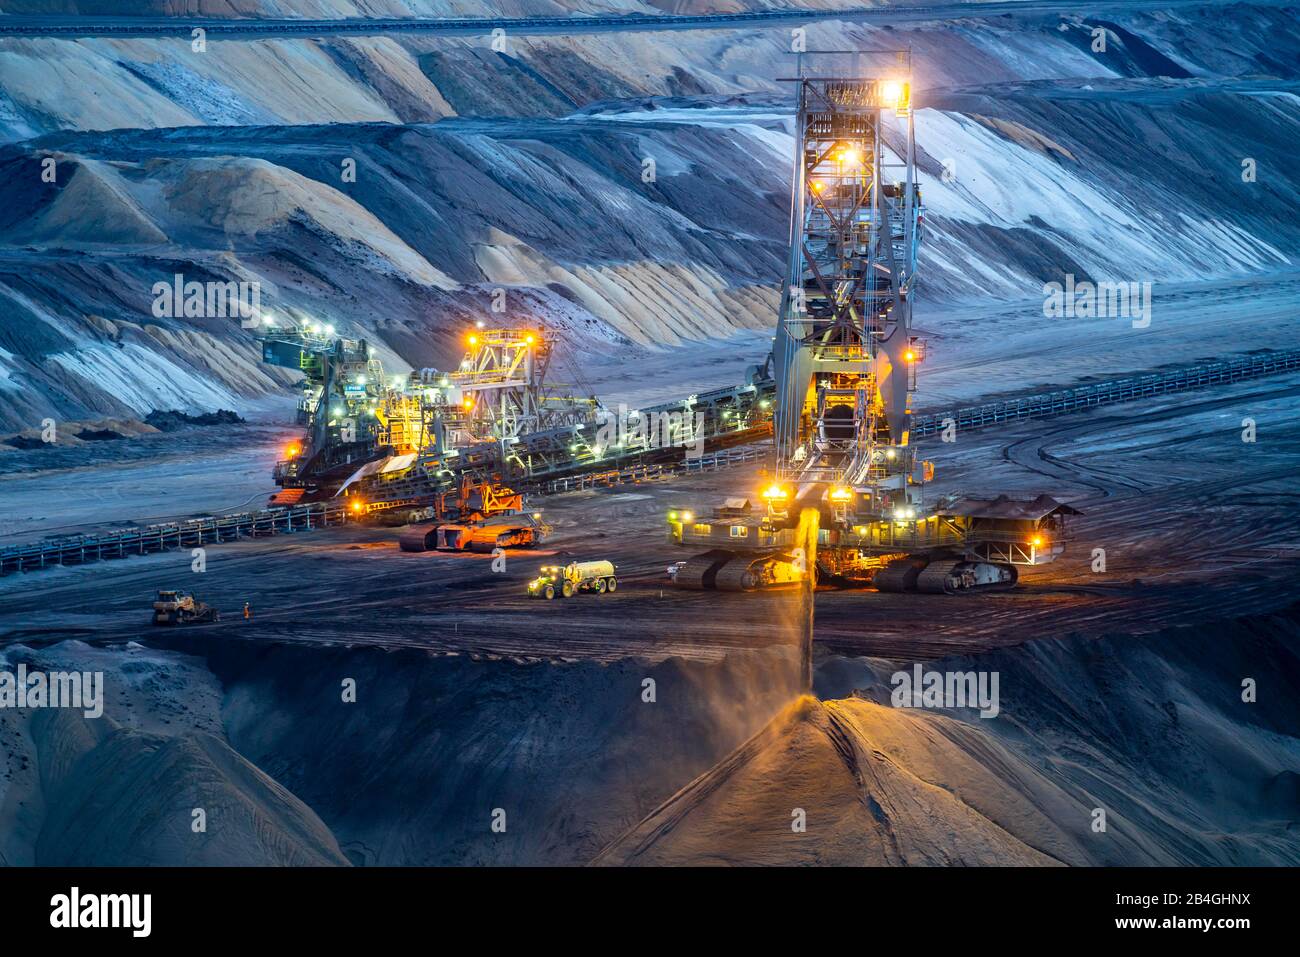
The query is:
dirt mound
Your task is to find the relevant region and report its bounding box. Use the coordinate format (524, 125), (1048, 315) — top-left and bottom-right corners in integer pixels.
(144, 408), (245, 431)
(0, 641), (347, 866)
(598, 608), (1300, 866)
(596, 695), (1065, 866)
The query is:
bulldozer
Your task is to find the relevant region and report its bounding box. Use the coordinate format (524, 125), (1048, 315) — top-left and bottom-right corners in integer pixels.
(152, 590), (219, 625)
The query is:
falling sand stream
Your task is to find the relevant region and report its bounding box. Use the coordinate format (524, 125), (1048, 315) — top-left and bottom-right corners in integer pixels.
(795, 506), (818, 694)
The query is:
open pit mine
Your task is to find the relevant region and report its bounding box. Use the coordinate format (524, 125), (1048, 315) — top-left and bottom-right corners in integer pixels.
(0, 1), (1297, 930)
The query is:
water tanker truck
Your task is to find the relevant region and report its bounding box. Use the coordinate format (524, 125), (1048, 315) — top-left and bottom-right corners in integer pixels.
(527, 560), (617, 599)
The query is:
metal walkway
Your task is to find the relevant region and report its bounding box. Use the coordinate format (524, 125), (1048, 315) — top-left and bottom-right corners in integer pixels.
(1, 502), (349, 575)
(913, 349), (1300, 439)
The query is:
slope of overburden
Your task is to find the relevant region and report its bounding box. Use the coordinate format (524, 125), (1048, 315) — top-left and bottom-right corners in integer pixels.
(1, 6), (1297, 430)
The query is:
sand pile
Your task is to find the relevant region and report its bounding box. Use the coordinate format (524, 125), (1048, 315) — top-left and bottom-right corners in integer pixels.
(598, 607), (1300, 865)
(0, 641), (347, 866)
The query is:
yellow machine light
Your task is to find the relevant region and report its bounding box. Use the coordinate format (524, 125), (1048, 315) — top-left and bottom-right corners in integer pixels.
(830, 486), (853, 502)
(467, 334), (478, 346)
(759, 399), (771, 409)
(904, 349), (916, 363)
(681, 511), (694, 523)
(285, 443), (299, 458)
(840, 147), (861, 166)
(1030, 535), (1045, 548)
(532, 512), (542, 520)
(668, 511), (678, 521)
(350, 500), (364, 513)
(810, 180), (825, 194)
(881, 80), (904, 107)
(525, 334), (536, 346)
(463, 397), (474, 409)
(885, 448), (897, 460)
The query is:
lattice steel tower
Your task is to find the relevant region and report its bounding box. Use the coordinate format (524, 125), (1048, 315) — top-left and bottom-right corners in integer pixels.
(772, 50), (924, 521)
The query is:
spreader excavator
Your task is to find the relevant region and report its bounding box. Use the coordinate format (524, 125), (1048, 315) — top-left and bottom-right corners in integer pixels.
(668, 52), (1077, 594)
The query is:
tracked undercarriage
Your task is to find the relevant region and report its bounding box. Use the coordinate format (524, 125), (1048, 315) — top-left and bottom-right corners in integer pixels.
(669, 492), (1073, 594)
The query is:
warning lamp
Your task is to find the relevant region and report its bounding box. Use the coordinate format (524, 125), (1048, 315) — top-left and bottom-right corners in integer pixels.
(762, 483), (790, 501)
(904, 349), (917, 363)
(350, 500), (364, 513)
(1030, 535), (1045, 548)
(880, 80), (907, 110)
(525, 334), (536, 346)
(463, 397), (474, 409)
(829, 486), (853, 503)
(467, 334), (478, 346)
(810, 180), (825, 194)
(285, 443), (300, 458)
